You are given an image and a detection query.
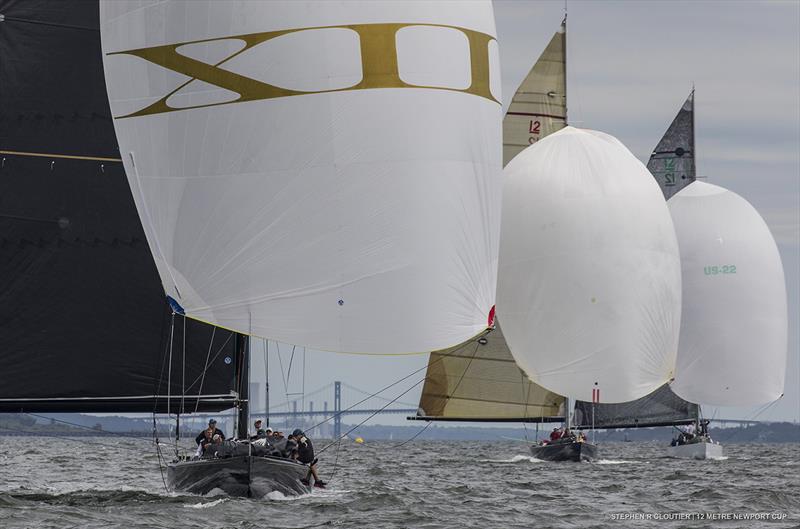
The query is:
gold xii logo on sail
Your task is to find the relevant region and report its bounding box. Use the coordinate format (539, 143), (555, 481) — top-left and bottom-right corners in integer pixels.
(108, 23), (499, 119)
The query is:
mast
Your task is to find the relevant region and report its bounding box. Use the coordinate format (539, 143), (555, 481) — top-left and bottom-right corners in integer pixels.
(565, 396), (572, 430)
(562, 14), (567, 126)
(235, 334), (249, 440)
(690, 86), (696, 180)
(265, 340), (270, 428)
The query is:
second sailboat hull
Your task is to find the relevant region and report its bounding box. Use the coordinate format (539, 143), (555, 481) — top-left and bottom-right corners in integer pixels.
(530, 441), (598, 462)
(167, 455), (309, 497)
(667, 440), (724, 460)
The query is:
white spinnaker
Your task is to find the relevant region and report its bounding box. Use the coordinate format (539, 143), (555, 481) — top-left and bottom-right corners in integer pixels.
(669, 182), (787, 406)
(99, 1), (502, 353)
(497, 127), (682, 403)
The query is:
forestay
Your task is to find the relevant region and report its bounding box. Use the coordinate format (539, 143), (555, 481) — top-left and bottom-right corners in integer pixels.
(497, 127), (682, 403)
(668, 182), (787, 406)
(100, 1), (502, 353)
(502, 18), (566, 166)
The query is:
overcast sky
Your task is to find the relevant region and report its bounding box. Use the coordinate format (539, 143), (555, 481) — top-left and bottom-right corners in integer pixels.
(247, 0), (800, 429)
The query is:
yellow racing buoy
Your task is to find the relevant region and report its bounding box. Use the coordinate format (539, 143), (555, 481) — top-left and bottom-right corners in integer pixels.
(354, 437), (364, 444)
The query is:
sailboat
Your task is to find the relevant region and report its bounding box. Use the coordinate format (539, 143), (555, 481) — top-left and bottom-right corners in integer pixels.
(416, 18), (680, 463)
(666, 178), (787, 458)
(571, 92), (702, 444)
(497, 125), (683, 463)
(411, 19), (569, 454)
(99, 0), (504, 495)
(0, 0), (263, 492)
(573, 90), (787, 460)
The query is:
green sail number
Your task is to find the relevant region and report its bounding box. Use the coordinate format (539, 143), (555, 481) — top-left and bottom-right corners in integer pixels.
(704, 265), (737, 275)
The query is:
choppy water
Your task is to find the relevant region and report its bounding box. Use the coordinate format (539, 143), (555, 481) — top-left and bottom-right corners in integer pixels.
(1, 436), (798, 528)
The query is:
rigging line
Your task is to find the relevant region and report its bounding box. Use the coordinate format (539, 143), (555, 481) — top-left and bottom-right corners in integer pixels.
(151, 301), (174, 417)
(185, 331), (234, 392)
(391, 342), (479, 449)
(520, 370), (530, 443)
(152, 415), (169, 493)
(193, 325), (217, 414)
(303, 336), (481, 433)
(154, 441), (170, 494)
(275, 342), (291, 412)
(302, 347), (306, 416)
(264, 338), (269, 427)
(286, 345), (297, 385)
(340, 382), (418, 407)
(0, 149), (121, 162)
(0, 425), (150, 453)
(324, 434), (344, 485)
(392, 342), (479, 447)
(167, 313), (175, 421)
(393, 420), (433, 449)
(181, 314), (186, 415)
(22, 412), (167, 441)
(318, 374), (427, 455)
(0, 16), (97, 32)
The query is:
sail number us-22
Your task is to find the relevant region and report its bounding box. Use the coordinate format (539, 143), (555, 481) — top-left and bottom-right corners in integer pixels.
(704, 265), (737, 275)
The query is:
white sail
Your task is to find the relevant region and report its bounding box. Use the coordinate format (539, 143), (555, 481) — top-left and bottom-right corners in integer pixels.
(669, 182), (787, 406)
(99, 1), (502, 353)
(497, 127), (682, 403)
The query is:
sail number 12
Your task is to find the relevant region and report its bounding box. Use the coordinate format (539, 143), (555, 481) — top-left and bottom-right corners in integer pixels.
(528, 120), (541, 144)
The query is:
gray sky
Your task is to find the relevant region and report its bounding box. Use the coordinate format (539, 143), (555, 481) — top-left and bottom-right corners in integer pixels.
(250, 0), (800, 427)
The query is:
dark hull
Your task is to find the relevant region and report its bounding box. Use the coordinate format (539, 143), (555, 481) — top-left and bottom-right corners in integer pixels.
(530, 441), (598, 462)
(167, 456), (309, 497)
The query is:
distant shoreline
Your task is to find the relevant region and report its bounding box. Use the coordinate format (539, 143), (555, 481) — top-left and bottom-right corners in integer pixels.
(1, 415), (798, 443)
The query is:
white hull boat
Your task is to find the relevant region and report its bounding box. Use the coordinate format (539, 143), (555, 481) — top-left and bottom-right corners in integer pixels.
(667, 440), (724, 460)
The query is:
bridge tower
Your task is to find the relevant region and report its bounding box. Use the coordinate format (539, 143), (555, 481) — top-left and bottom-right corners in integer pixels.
(334, 381), (342, 439)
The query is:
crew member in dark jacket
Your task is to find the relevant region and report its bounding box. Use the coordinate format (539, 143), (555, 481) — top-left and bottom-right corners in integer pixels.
(292, 429), (326, 488)
(195, 419), (225, 445)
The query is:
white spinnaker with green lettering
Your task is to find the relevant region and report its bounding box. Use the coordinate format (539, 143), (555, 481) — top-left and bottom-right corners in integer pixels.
(498, 127), (682, 403)
(99, 1), (502, 353)
(668, 181), (787, 405)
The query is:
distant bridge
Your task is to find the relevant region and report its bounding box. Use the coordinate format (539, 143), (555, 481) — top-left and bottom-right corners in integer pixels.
(212, 381), (774, 438)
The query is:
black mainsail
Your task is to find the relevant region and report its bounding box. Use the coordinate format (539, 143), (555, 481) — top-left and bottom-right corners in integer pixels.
(573, 384), (698, 430)
(0, 0), (240, 414)
(647, 89), (697, 200)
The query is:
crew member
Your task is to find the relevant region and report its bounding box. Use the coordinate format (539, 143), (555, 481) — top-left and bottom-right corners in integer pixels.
(251, 419), (266, 440)
(293, 429), (326, 489)
(195, 419), (225, 445)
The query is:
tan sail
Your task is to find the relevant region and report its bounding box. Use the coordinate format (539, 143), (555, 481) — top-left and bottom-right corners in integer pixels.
(416, 323), (564, 421)
(502, 18), (567, 166)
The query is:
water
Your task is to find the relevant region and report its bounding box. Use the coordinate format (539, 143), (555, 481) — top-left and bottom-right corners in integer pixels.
(1, 437), (798, 528)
